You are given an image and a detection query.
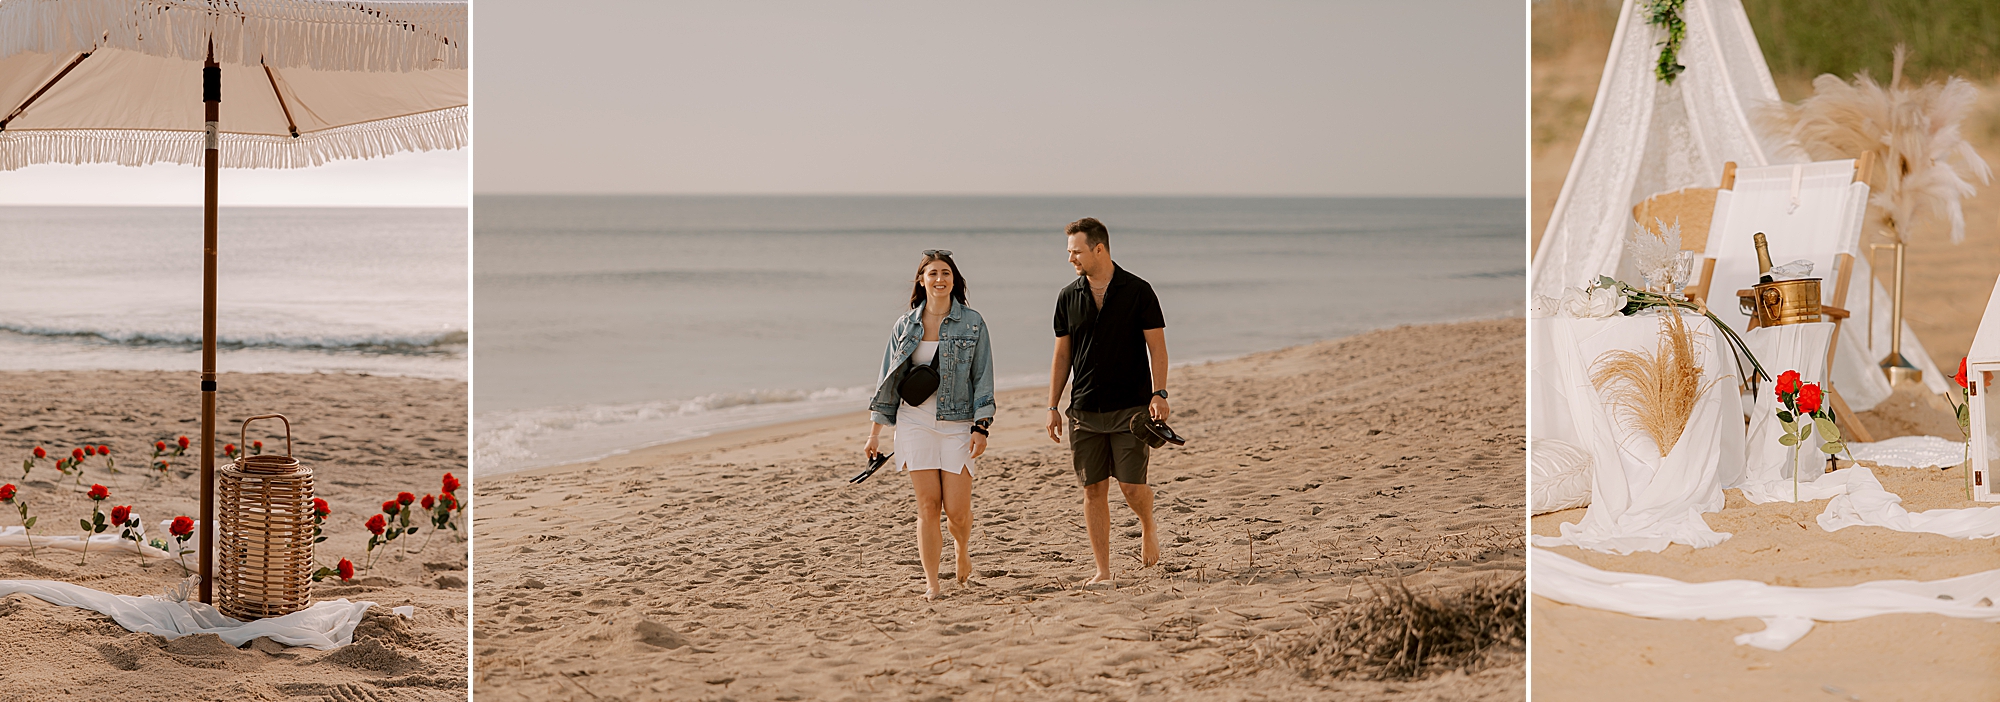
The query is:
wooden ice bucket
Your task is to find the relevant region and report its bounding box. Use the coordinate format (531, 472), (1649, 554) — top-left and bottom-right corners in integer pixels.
(217, 414), (315, 621)
(1736, 278), (1823, 328)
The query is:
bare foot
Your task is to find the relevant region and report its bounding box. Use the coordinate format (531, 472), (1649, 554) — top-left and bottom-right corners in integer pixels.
(956, 552), (972, 585)
(1141, 531), (1160, 568)
(1083, 572), (1114, 587)
(922, 586), (941, 601)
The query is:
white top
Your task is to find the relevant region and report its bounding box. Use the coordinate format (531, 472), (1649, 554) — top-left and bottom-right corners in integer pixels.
(896, 340), (973, 474)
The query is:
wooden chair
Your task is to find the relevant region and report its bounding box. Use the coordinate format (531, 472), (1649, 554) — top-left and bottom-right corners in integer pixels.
(1633, 162), (1734, 306)
(1689, 155), (1878, 443)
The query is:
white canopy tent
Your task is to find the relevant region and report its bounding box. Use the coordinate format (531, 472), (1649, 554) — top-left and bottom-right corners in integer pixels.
(1531, 0), (1949, 402)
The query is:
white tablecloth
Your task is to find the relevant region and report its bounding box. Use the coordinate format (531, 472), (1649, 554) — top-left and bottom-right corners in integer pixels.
(1739, 321), (1836, 496)
(1530, 310), (1745, 553)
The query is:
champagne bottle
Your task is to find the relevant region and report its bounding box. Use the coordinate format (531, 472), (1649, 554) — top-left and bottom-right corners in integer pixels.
(1753, 232), (1775, 284)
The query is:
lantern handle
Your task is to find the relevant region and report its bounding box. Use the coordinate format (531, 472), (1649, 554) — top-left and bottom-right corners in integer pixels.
(239, 414), (292, 458)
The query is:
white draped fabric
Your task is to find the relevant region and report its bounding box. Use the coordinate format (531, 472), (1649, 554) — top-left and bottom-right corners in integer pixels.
(1531, 310), (1744, 553)
(0, 580), (382, 650)
(1532, 0), (1785, 297)
(1739, 322), (1834, 491)
(1848, 435), (1970, 469)
(0, 518), (197, 559)
(1532, 549), (2000, 651)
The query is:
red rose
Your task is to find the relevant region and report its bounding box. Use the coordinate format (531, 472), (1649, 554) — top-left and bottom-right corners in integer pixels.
(439, 493), (457, 511)
(1798, 383), (1823, 414)
(1776, 370), (1800, 397)
(73, 448), (85, 460)
(224, 444), (237, 457)
(0, 484), (15, 501)
(381, 500), (400, 516)
(83, 446), (94, 457)
(110, 505), (131, 526)
(366, 513), (387, 535)
(253, 440), (263, 451)
(97, 445), (108, 455)
(442, 473), (460, 494)
(155, 441), (167, 452)
(177, 436), (189, 449)
(337, 558), (355, 580)
(313, 497), (330, 517)
(1958, 357), (1970, 390)
(32, 446), (45, 459)
(397, 492), (415, 506)
(87, 484), (109, 501)
(421, 494), (435, 510)
(170, 516), (195, 537)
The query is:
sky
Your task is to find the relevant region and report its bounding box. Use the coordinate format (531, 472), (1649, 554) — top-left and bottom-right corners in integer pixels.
(475, 1), (1525, 198)
(0, 149), (469, 207)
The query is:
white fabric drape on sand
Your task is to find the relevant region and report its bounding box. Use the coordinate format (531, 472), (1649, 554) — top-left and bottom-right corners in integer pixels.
(0, 518), (197, 559)
(1532, 549), (2000, 651)
(1531, 310), (1743, 553)
(1848, 435), (1971, 468)
(0, 580), (388, 650)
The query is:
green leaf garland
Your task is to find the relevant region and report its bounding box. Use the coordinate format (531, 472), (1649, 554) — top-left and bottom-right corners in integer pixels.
(1645, 0), (1687, 84)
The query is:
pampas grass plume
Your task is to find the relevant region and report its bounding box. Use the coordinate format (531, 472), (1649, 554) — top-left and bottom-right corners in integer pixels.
(1590, 311), (1710, 457)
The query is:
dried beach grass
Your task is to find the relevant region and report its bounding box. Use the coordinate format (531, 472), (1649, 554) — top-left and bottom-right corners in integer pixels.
(1589, 311), (1709, 457)
(1753, 46), (1992, 243)
(1248, 576), (1525, 681)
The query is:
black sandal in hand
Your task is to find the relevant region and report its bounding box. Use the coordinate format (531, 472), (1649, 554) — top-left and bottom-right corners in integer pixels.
(851, 452), (894, 484)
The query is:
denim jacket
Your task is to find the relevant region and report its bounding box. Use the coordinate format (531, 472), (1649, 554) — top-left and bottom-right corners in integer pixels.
(870, 300), (996, 426)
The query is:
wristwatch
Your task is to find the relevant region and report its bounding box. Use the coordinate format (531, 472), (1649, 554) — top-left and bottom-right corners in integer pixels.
(1048, 406), (1059, 412)
(1153, 389), (1169, 399)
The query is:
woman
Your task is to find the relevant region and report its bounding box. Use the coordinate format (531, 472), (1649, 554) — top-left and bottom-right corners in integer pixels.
(865, 249), (996, 599)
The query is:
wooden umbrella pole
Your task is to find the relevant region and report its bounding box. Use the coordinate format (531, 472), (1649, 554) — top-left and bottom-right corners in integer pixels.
(199, 45), (220, 605)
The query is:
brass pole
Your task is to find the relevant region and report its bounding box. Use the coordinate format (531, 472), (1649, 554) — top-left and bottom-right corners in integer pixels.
(200, 46), (220, 605)
(1879, 239), (1922, 385)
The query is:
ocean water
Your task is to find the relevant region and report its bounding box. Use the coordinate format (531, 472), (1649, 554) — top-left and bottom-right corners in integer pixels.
(474, 196), (1524, 474)
(0, 206), (468, 379)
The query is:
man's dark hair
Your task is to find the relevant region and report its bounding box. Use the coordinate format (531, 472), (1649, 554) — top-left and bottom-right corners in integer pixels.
(1066, 217), (1109, 252)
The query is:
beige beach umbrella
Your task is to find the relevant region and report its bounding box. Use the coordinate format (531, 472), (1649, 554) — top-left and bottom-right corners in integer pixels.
(0, 0), (466, 604)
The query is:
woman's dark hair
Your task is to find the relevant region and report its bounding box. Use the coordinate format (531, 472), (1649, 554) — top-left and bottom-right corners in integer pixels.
(909, 252), (969, 309)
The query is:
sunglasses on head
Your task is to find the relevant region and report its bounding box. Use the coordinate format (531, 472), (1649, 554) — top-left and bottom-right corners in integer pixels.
(923, 249), (952, 257)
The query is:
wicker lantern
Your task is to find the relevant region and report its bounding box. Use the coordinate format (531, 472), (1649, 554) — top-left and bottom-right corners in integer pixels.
(1966, 277), (2000, 503)
(217, 414), (316, 619)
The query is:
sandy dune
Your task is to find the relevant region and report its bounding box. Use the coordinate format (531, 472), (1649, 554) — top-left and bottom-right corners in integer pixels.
(0, 371), (469, 701)
(472, 319), (1526, 701)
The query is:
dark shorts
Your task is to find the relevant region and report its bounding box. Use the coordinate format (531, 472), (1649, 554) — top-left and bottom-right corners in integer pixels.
(1069, 405), (1151, 486)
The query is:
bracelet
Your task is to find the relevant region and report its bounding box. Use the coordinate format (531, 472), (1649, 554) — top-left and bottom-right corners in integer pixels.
(970, 425), (989, 436)
(1048, 406), (1059, 412)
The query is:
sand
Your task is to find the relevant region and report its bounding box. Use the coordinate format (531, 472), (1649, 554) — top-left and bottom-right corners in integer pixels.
(0, 371), (469, 701)
(1531, 7), (2000, 700)
(471, 319), (1526, 701)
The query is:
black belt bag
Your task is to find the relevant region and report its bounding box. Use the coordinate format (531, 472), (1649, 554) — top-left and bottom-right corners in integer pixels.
(898, 346), (941, 406)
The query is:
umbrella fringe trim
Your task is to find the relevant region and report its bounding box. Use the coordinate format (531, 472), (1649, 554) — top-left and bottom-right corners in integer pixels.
(0, 105), (465, 170)
(1, 0), (467, 72)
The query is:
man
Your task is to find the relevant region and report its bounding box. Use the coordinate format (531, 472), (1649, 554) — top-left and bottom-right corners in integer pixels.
(1046, 217), (1169, 586)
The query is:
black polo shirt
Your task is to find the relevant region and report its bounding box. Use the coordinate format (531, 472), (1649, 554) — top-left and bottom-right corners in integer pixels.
(1054, 263), (1166, 412)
